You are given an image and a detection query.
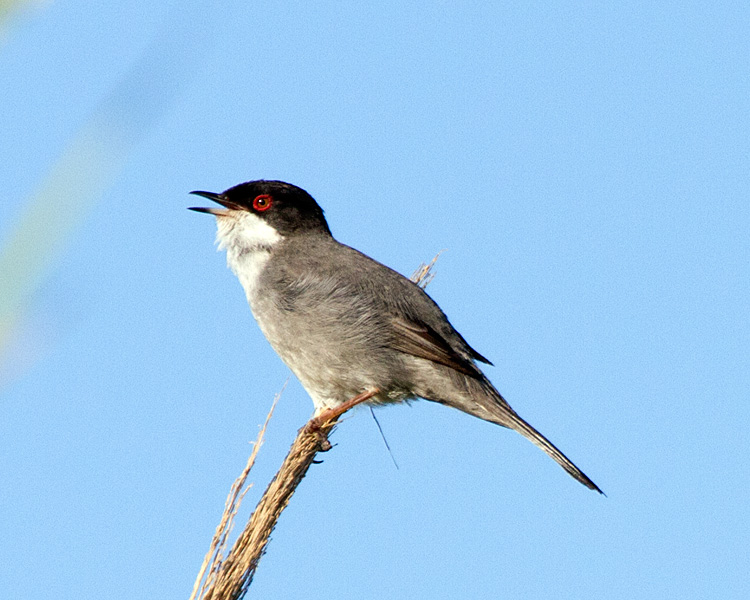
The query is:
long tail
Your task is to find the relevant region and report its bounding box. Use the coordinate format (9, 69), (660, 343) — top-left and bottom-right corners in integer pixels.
(498, 402), (603, 494)
(452, 379), (603, 493)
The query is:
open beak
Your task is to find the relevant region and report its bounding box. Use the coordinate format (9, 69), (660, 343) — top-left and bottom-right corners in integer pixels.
(188, 190), (244, 216)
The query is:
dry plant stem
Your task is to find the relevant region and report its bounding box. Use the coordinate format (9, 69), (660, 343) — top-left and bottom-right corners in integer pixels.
(189, 388), (283, 600)
(193, 255), (440, 600)
(202, 388), (379, 600)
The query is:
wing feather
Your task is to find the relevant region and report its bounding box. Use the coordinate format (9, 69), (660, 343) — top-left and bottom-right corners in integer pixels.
(391, 316), (484, 377)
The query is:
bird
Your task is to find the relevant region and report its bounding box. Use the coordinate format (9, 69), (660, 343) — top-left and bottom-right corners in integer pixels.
(189, 179), (602, 493)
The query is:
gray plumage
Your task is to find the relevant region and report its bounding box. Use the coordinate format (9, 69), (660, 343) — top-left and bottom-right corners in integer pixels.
(190, 180), (602, 493)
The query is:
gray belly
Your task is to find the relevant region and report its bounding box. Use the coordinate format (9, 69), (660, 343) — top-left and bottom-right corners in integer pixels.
(250, 293), (412, 409)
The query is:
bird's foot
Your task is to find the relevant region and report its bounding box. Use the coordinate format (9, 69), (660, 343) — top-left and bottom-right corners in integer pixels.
(307, 388), (380, 437)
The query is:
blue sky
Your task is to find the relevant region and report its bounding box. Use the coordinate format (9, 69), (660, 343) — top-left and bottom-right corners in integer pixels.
(1, 1), (747, 598)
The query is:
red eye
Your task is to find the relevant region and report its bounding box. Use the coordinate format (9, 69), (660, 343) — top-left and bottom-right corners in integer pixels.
(253, 194), (272, 211)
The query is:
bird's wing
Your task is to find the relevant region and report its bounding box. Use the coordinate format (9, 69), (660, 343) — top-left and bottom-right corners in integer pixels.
(390, 315), (486, 378)
(284, 239), (493, 376)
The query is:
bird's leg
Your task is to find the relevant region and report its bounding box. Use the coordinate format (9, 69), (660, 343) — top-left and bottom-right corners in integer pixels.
(313, 388), (380, 427)
(306, 388), (380, 452)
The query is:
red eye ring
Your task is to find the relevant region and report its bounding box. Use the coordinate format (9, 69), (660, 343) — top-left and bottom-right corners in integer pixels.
(253, 194), (272, 211)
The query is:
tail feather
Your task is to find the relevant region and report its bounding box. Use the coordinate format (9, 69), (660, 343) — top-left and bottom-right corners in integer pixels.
(499, 406), (603, 494)
(450, 379), (603, 493)
(418, 369), (603, 493)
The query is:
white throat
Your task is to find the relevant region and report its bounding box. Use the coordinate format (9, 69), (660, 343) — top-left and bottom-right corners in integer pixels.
(215, 211), (283, 303)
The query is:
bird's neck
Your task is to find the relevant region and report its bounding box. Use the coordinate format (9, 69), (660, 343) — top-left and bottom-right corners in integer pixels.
(216, 214), (283, 304)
